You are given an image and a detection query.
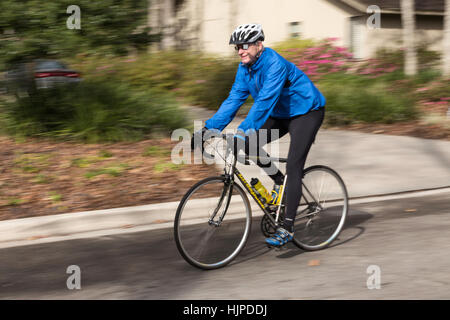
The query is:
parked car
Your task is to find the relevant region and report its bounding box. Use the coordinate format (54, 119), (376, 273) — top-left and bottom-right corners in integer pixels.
(5, 59), (81, 96)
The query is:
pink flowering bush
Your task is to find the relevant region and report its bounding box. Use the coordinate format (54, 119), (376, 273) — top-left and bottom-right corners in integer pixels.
(355, 45), (441, 78)
(356, 60), (399, 78)
(274, 38), (353, 80)
(413, 78), (450, 104)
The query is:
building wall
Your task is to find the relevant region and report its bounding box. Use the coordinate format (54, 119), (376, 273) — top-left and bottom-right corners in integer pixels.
(202, 0), (231, 53)
(238, 0), (354, 49)
(362, 14), (444, 58)
(179, 0), (359, 55)
(175, 0), (444, 59)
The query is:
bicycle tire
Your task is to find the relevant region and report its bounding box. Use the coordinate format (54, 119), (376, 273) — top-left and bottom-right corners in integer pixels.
(292, 165), (348, 251)
(174, 176), (252, 270)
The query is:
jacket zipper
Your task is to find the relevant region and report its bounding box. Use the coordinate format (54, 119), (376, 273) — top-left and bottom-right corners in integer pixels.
(249, 67), (259, 93)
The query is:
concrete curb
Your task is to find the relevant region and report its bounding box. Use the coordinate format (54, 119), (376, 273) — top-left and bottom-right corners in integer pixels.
(0, 195), (264, 247)
(0, 201), (178, 243)
(0, 200), (180, 242)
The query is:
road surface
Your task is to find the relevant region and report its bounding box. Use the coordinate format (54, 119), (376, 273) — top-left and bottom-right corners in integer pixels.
(0, 191), (449, 299)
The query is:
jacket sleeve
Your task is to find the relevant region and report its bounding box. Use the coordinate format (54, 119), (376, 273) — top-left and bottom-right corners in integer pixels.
(205, 66), (249, 131)
(237, 61), (287, 134)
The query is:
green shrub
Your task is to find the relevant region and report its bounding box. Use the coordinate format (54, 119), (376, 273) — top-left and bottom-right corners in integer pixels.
(411, 69), (442, 85)
(0, 79), (188, 143)
(181, 56), (238, 109)
(68, 54), (126, 80)
(318, 73), (418, 125)
(119, 51), (197, 92)
(71, 51), (238, 110)
(271, 38), (317, 59)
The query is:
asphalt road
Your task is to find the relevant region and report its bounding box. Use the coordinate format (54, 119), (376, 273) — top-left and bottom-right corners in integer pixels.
(1, 191), (449, 299)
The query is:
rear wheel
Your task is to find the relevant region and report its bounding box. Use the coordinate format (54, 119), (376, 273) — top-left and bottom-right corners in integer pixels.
(292, 165), (348, 251)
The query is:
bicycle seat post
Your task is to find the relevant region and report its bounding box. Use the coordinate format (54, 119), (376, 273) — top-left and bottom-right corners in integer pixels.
(275, 174), (288, 222)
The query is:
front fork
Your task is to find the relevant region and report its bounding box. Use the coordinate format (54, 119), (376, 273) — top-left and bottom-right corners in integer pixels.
(207, 149), (238, 227)
(208, 174), (233, 227)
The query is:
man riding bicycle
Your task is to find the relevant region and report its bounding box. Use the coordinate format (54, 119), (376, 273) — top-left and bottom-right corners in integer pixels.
(192, 23), (326, 247)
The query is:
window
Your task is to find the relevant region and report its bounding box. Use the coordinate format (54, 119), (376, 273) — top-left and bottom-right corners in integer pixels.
(350, 17), (364, 59)
(288, 21), (303, 39)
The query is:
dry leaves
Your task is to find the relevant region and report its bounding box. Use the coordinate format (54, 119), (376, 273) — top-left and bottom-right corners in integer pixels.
(27, 235), (50, 240)
(0, 137), (220, 221)
(308, 259), (321, 266)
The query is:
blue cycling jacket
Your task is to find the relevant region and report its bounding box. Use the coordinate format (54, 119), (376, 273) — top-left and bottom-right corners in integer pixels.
(205, 47), (326, 135)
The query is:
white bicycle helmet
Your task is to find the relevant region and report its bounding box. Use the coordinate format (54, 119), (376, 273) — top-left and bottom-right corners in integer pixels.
(229, 23), (265, 45)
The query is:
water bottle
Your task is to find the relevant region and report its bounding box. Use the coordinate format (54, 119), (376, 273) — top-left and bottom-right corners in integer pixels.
(250, 178), (272, 204)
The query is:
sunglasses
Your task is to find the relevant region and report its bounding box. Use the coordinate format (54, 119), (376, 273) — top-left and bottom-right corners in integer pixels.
(234, 43), (253, 51)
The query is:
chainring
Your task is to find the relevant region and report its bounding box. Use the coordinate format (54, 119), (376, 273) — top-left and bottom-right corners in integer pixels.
(260, 209), (285, 237)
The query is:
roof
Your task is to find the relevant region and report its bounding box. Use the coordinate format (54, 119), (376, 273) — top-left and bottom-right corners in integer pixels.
(338, 0), (445, 15)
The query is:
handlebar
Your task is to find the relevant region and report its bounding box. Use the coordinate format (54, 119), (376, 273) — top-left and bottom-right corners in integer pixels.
(201, 133), (287, 165)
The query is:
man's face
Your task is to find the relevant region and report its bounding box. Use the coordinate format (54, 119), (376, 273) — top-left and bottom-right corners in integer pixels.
(236, 41), (263, 65)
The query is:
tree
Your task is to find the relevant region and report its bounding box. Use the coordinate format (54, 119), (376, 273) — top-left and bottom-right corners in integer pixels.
(0, 0), (157, 68)
(400, 0), (417, 75)
(161, 0), (175, 49)
(444, 0), (450, 77)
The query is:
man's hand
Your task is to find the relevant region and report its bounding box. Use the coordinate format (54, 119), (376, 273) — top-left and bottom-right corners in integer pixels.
(191, 127), (221, 154)
(191, 127), (207, 152)
(233, 130), (248, 158)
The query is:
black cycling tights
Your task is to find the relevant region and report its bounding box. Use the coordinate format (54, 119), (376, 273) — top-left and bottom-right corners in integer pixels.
(245, 108), (325, 233)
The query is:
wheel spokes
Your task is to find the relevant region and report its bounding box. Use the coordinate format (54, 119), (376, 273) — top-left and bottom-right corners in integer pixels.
(175, 177), (251, 269)
(293, 166), (348, 250)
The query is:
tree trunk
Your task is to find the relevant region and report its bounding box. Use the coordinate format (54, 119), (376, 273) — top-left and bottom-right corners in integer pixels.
(148, 0), (161, 52)
(400, 0), (417, 76)
(161, 0), (175, 50)
(196, 0), (204, 51)
(444, 0), (450, 77)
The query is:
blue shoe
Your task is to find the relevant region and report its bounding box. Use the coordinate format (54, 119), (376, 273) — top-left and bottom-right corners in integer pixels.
(265, 227), (293, 247)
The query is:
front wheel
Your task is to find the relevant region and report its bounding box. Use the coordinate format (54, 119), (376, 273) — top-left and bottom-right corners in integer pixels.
(174, 176), (252, 270)
(293, 165), (348, 251)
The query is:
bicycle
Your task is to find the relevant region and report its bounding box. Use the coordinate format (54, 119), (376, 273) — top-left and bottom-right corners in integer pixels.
(174, 133), (348, 270)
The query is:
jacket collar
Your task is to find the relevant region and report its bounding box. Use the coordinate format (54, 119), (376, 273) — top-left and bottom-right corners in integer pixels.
(241, 47), (266, 71)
